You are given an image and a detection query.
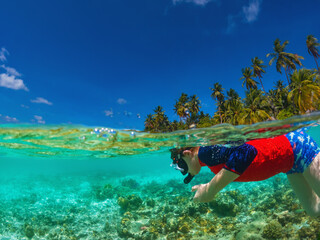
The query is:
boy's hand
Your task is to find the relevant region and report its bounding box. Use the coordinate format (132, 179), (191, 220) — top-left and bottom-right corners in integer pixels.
(191, 183), (212, 203)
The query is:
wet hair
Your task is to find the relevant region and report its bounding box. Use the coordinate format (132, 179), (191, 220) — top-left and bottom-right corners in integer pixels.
(170, 147), (195, 184)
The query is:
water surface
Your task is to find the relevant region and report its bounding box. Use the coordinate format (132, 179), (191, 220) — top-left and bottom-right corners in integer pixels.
(1, 113), (320, 239)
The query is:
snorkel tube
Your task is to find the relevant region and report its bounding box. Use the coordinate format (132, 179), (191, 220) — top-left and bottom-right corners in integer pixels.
(183, 173), (194, 184)
(170, 148), (194, 184)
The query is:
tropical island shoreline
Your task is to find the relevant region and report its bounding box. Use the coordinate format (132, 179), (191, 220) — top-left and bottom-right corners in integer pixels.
(144, 35), (320, 133)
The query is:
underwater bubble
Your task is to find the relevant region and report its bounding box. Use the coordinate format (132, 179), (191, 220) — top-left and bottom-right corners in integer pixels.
(109, 129), (116, 134)
(130, 131), (136, 137)
(79, 136), (86, 140)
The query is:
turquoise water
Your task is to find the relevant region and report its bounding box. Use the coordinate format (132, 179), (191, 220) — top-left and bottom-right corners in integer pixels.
(1, 114), (320, 239)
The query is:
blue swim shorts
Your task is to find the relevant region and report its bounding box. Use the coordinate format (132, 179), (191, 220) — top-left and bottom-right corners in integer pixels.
(285, 128), (320, 174)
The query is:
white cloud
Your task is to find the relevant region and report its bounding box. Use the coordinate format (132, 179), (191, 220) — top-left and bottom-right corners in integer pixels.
(0, 48), (9, 62)
(242, 0), (262, 23)
(1, 115), (18, 122)
(0, 73), (29, 91)
(104, 109), (114, 117)
(1, 64), (21, 76)
(117, 98), (127, 105)
(30, 97), (53, 105)
(21, 104), (29, 109)
(173, 0), (212, 6)
(34, 115), (45, 124)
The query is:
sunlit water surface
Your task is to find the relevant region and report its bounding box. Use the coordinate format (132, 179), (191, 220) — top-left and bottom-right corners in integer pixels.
(1, 113), (320, 239)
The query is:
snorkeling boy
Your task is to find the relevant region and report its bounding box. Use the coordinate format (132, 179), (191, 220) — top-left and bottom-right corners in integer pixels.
(170, 128), (320, 217)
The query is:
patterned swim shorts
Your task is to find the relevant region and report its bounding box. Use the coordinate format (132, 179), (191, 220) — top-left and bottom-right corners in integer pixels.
(285, 128), (320, 174)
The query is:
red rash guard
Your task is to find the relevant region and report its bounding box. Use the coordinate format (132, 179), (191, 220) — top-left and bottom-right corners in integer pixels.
(198, 135), (294, 182)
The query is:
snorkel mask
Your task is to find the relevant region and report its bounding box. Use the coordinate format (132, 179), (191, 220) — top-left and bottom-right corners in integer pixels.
(170, 148), (194, 184)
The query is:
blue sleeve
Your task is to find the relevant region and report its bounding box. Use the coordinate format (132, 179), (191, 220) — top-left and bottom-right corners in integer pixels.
(223, 144), (258, 174)
(198, 145), (229, 166)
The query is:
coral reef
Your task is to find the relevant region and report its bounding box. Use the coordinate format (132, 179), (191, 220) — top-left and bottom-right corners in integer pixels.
(1, 172), (320, 239)
(118, 194), (143, 211)
(121, 178), (140, 189)
(262, 220), (283, 239)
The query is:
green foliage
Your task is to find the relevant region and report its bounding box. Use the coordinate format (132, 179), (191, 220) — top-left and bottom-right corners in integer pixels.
(288, 68), (320, 114)
(306, 35), (320, 74)
(240, 67), (258, 90)
(197, 111), (213, 128)
(144, 36), (320, 132)
(277, 108), (294, 120)
(267, 38), (304, 85)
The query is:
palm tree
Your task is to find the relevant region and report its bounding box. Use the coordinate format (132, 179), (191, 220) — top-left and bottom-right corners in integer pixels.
(267, 39), (304, 85)
(170, 120), (180, 132)
(306, 35), (320, 74)
(274, 80), (286, 95)
(224, 88), (243, 125)
(240, 67), (258, 90)
(241, 89), (271, 124)
(187, 95), (201, 125)
(187, 95), (201, 116)
(226, 88), (240, 101)
(274, 80), (290, 109)
(144, 114), (155, 131)
(225, 97), (244, 125)
(268, 80), (291, 117)
(152, 106), (170, 132)
(251, 56), (278, 117)
(198, 111), (213, 128)
(288, 69), (320, 114)
(173, 93), (189, 123)
(210, 82), (225, 124)
(251, 57), (267, 93)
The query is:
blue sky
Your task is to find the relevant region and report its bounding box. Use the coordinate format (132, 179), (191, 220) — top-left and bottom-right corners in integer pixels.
(0, 0), (319, 130)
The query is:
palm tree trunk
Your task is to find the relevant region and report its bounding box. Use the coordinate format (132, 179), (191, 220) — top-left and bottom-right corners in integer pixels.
(258, 76), (267, 93)
(284, 66), (298, 114)
(258, 76), (276, 118)
(218, 106), (222, 124)
(285, 67), (290, 86)
(314, 55), (320, 75)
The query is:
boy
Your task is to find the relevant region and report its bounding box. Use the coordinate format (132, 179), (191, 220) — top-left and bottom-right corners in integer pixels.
(170, 128), (320, 217)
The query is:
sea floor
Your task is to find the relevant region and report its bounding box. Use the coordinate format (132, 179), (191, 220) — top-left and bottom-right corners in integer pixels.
(1, 170), (320, 240)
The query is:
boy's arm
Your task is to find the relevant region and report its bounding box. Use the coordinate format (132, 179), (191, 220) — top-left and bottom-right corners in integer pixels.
(192, 168), (239, 203)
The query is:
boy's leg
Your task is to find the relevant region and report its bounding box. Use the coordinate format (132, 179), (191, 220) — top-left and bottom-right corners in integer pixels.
(287, 173), (320, 217)
(303, 153), (320, 198)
